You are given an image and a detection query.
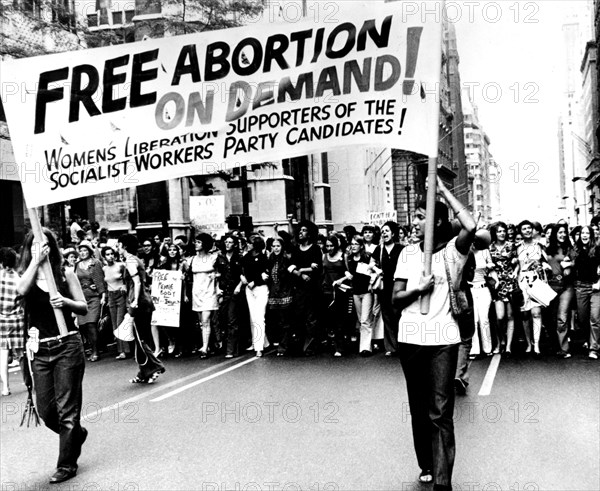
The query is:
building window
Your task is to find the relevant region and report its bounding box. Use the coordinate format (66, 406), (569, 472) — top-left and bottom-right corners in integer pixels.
(137, 182), (167, 223)
(321, 152), (329, 183)
(323, 187), (332, 221)
(18, 0), (42, 18)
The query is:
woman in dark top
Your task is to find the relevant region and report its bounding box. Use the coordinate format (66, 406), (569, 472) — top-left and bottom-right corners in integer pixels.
(290, 220), (323, 356)
(241, 235), (270, 357)
(545, 223), (575, 358)
(266, 237), (294, 356)
(17, 228), (88, 484)
(347, 235), (374, 356)
(216, 235), (243, 358)
(322, 234), (350, 356)
(370, 221), (403, 357)
(117, 234), (165, 383)
(572, 225), (600, 359)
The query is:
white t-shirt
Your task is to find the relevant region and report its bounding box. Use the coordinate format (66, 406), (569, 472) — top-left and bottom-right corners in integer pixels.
(394, 237), (468, 346)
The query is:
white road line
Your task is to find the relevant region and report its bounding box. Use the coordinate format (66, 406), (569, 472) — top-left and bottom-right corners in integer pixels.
(83, 356), (250, 421)
(150, 356), (260, 402)
(478, 353), (501, 396)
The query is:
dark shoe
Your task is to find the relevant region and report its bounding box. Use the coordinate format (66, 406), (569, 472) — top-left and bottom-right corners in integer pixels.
(360, 350), (372, 357)
(50, 468), (76, 484)
(454, 378), (467, 396)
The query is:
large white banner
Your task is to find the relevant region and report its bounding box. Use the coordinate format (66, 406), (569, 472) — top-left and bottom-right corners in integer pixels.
(0, 2), (442, 207)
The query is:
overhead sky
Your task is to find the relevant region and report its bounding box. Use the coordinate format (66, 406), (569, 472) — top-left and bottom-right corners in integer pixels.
(452, 0), (594, 223)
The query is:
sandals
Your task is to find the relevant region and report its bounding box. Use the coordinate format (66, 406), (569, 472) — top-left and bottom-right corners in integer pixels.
(130, 369), (164, 385)
(419, 470), (433, 483)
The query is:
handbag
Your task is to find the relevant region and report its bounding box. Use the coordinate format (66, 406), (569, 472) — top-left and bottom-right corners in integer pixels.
(527, 277), (557, 307)
(443, 251), (475, 342)
(114, 314), (135, 342)
(98, 304), (111, 332)
(369, 246), (385, 292)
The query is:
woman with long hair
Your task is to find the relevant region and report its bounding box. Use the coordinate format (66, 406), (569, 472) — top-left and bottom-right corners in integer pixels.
(216, 235), (243, 358)
(74, 240), (106, 362)
(489, 222), (518, 355)
(572, 225), (600, 359)
(117, 234), (165, 384)
(241, 235), (270, 357)
(0, 248), (25, 396)
(392, 177), (476, 489)
(321, 234), (350, 357)
(102, 246), (130, 360)
(515, 220), (551, 356)
(545, 223), (575, 358)
(347, 235), (375, 356)
(155, 244), (187, 357)
(266, 237), (294, 356)
(187, 233), (219, 358)
(17, 228), (88, 484)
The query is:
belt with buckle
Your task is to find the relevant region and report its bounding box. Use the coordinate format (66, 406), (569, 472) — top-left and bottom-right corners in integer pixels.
(39, 331), (79, 343)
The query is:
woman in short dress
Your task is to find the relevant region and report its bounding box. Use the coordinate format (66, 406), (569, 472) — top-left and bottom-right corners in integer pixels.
(188, 233), (219, 358)
(0, 247), (25, 396)
(516, 220), (551, 356)
(489, 222), (518, 355)
(74, 240), (106, 362)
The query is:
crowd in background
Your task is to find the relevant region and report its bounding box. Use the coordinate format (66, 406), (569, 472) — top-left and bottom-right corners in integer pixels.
(1, 213), (599, 395)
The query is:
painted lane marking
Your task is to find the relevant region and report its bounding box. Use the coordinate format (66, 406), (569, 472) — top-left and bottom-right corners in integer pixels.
(150, 356), (260, 402)
(83, 356), (251, 420)
(478, 353), (501, 396)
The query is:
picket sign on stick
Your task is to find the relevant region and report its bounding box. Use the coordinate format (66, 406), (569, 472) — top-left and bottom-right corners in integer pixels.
(419, 157), (438, 315)
(419, 0), (444, 316)
(26, 207), (69, 335)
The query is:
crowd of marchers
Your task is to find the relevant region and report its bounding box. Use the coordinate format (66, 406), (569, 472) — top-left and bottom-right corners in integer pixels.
(1, 214), (599, 396)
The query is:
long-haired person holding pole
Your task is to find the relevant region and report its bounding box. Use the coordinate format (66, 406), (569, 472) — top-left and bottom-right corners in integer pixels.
(393, 177), (476, 490)
(17, 228), (88, 484)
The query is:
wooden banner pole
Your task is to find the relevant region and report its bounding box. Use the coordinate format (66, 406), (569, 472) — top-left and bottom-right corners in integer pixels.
(419, 156), (438, 314)
(419, 0), (445, 315)
(27, 207), (69, 336)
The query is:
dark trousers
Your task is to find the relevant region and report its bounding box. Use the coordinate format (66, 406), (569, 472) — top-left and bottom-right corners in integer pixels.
(379, 292), (399, 354)
(322, 290), (349, 353)
(32, 335), (86, 472)
(132, 310), (164, 380)
(268, 306), (293, 353)
(108, 290), (130, 354)
(220, 295), (240, 356)
(399, 342), (459, 489)
(294, 286), (320, 354)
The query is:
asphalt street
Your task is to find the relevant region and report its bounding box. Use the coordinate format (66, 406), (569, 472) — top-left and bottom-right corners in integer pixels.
(1, 348), (598, 491)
